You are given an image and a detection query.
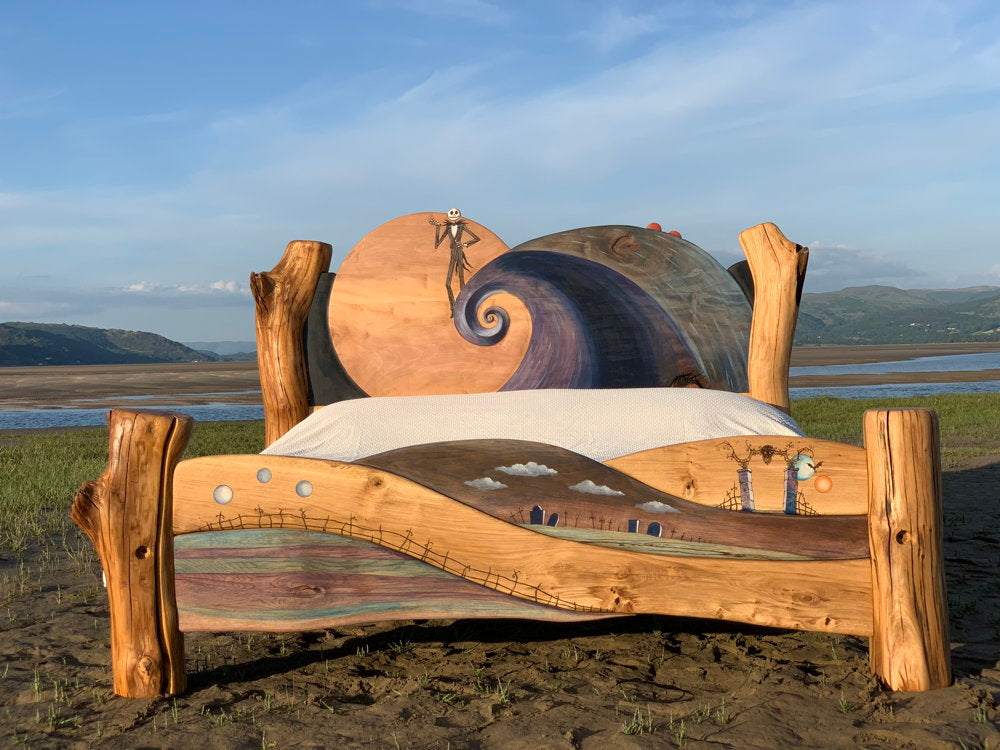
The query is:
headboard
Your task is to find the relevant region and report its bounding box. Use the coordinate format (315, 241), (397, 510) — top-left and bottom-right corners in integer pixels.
(252, 214), (807, 444)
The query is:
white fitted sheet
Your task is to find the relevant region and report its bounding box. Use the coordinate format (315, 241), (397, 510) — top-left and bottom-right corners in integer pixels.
(262, 388), (803, 463)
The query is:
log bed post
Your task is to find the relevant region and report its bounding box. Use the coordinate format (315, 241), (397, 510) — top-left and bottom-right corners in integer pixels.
(251, 240), (333, 446)
(739, 222), (808, 413)
(71, 409), (193, 698)
(864, 408), (951, 691)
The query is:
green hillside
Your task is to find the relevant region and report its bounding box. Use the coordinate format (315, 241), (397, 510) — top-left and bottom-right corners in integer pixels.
(0, 322), (221, 366)
(795, 286), (1000, 344)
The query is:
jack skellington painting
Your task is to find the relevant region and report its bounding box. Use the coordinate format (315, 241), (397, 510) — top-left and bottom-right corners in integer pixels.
(429, 208), (480, 314)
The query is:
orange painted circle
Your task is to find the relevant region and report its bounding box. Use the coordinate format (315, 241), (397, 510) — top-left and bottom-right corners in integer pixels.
(328, 213), (531, 396)
(814, 475), (833, 493)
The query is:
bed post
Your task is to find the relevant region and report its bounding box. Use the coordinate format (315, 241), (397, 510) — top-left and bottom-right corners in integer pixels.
(71, 408), (193, 698)
(864, 408), (951, 691)
(251, 240), (333, 445)
(738, 222), (808, 413)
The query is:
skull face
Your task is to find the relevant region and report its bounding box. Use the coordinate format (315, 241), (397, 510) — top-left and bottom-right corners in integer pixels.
(447, 208), (462, 223)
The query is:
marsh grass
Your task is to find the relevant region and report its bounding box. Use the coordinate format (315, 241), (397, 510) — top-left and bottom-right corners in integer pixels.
(792, 393), (1000, 467)
(0, 419), (264, 556)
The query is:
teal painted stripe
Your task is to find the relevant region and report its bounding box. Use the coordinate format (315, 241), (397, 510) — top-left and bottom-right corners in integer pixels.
(175, 557), (455, 578)
(520, 525), (812, 561)
(179, 597), (564, 623)
(175, 529), (365, 550)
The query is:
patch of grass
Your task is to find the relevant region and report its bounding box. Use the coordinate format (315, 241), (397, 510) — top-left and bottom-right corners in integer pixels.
(792, 393), (1000, 467)
(620, 707), (655, 735)
(0, 419), (265, 555)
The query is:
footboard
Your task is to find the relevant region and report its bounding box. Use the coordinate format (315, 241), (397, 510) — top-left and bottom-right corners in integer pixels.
(72, 408), (951, 698)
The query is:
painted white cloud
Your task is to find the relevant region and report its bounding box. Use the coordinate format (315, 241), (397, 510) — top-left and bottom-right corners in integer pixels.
(464, 477), (508, 491)
(568, 480), (624, 496)
(635, 501), (679, 514)
(494, 462), (557, 477)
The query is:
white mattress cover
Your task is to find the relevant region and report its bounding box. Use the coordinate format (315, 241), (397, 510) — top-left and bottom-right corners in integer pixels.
(261, 388), (803, 463)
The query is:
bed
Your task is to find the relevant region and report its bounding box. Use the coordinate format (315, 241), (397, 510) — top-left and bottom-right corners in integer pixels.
(71, 213), (951, 699)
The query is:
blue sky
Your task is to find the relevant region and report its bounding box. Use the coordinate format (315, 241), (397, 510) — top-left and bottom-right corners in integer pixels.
(1, 0), (998, 341)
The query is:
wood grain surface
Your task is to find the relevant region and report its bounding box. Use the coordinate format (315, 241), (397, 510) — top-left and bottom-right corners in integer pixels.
(71, 409), (192, 698)
(327, 212), (529, 396)
(740, 223), (808, 412)
(172, 454), (874, 635)
(864, 408), (951, 691)
(252, 240), (332, 444)
(174, 529), (611, 631)
(606, 435), (868, 515)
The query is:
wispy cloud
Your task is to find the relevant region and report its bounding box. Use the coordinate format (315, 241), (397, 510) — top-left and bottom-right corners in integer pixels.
(3, 2), (999, 339)
(802, 243), (928, 292)
(374, 0), (509, 25)
(573, 7), (662, 53)
(121, 280), (249, 296)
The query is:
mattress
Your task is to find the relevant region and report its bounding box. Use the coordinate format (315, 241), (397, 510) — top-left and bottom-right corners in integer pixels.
(262, 388), (804, 463)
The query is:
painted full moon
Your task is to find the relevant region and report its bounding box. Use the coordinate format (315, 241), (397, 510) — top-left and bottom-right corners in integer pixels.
(791, 454), (816, 480)
(814, 475), (833, 493)
(327, 213), (531, 396)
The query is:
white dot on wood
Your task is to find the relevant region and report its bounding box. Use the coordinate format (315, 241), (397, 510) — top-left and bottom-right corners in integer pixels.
(213, 485), (234, 504)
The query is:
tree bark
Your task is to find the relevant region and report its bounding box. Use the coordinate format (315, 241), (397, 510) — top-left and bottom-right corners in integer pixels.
(865, 408), (951, 691)
(251, 240), (332, 445)
(739, 222), (808, 413)
(71, 409), (193, 697)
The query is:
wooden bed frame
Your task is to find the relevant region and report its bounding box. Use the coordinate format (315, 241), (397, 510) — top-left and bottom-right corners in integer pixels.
(71, 218), (951, 699)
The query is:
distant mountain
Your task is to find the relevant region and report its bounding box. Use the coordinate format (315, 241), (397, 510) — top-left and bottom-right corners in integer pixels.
(795, 286), (1000, 345)
(182, 340), (257, 357)
(181, 339), (256, 362)
(0, 322), (222, 366)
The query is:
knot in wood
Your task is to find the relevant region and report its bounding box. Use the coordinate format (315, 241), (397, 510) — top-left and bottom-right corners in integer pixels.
(609, 233), (639, 258)
(136, 655), (156, 678)
(895, 530), (911, 545)
(134, 545), (150, 559)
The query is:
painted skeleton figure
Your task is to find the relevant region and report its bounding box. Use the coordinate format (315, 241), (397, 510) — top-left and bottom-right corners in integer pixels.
(429, 208), (480, 314)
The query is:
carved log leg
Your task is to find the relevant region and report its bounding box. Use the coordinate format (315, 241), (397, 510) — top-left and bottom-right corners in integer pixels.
(71, 409), (193, 698)
(739, 222), (809, 413)
(864, 408), (951, 691)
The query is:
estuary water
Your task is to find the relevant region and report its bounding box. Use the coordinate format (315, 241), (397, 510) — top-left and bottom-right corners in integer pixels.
(789, 351), (1000, 376)
(3, 351), (999, 430)
(0, 404), (265, 431)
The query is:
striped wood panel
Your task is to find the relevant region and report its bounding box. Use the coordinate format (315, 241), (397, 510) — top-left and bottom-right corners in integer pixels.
(174, 529), (610, 632)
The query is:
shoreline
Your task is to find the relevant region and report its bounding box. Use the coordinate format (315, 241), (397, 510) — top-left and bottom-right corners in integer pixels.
(1, 344), (998, 416)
